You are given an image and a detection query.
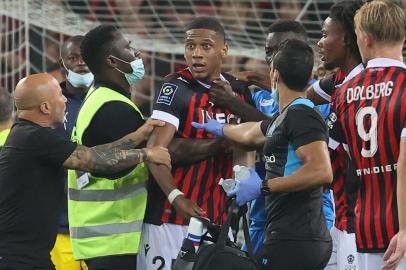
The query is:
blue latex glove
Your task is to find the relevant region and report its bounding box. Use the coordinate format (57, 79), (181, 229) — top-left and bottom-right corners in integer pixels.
(191, 119), (225, 137)
(227, 168), (262, 206)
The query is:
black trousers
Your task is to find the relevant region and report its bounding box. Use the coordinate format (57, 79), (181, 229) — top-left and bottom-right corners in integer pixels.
(85, 255), (137, 270)
(256, 239), (332, 270)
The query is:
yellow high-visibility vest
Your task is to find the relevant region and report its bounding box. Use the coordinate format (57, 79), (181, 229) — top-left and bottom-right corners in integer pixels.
(68, 86), (148, 260)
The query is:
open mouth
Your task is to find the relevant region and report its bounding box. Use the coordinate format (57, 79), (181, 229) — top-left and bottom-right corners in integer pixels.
(192, 63), (206, 72)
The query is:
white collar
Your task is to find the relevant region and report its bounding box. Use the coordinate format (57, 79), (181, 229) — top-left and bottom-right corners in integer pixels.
(187, 67), (226, 89)
(366, 58), (406, 69)
(342, 63), (364, 84)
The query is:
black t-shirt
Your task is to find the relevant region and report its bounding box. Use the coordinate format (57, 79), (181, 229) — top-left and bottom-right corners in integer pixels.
(0, 119), (76, 269)
(81, 82), (145, 179)
(260, 100), (331, 243)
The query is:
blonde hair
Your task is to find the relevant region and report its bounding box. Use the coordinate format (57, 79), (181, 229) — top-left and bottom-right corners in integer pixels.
(354, 0), (406, 44)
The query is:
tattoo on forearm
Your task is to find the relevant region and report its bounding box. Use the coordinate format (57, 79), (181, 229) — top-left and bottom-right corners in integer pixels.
(66, 144), (145, 174)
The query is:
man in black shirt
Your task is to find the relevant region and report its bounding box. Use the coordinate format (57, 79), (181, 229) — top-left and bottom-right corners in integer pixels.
(0, 73), (170, 270)
(193, 39), (333, 269)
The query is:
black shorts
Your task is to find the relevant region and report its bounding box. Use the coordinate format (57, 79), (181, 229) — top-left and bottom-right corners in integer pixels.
(256, 239), (332, 270)
(85, 254), (137, 270)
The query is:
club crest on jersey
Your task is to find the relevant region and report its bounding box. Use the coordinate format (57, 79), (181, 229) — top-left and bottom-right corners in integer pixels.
(157, 83), (178, 105)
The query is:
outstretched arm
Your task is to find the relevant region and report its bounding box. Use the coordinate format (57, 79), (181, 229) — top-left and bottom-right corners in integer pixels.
(192, 120), (266, 147)
(63, 119), (171, 175)
(233, 71), (272, 90)
(169, 138), (227, 167)
(209, 79), (268, 122)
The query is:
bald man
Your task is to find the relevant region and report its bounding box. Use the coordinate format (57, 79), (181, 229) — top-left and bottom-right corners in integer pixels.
(0, 73), (170, 270)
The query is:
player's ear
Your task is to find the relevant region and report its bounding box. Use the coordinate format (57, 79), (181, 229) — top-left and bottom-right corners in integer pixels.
(40, 101), (51, 115)
(106, 55), (118, 69)
(272, 69), (279, 86)
(365, 32), (374, 48)
(221, 43), (228, 58)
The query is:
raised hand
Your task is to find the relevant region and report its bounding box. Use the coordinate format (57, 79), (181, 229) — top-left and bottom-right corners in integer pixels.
(209, 79), (238, 108)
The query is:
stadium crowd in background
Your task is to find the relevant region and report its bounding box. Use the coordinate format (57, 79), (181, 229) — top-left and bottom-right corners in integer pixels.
(0, 1), (405, 270)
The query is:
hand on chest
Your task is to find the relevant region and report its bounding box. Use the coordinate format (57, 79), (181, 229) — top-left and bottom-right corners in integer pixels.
(196, 93), (240, 124)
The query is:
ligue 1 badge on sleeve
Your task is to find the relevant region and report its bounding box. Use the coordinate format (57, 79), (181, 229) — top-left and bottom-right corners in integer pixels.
(157, 83), (178, 105)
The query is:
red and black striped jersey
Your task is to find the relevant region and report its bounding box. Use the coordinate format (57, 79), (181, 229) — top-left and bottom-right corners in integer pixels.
(330, 145), (357, 233)
(329, 58), (406, 252)
(147, 68), (254, 225)
(327, 64), (363, 234)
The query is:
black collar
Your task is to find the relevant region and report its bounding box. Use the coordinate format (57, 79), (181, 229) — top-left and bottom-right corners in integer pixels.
(93, 80), (131, 98)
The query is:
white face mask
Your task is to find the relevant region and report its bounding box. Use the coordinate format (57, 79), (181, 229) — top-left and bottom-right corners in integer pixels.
(61, 59), (94, 88)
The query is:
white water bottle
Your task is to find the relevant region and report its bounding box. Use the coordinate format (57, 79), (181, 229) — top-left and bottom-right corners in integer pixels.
(219, 178), (236, 193)
(186, 217), (205, 252)
(233, 165), (251, 180)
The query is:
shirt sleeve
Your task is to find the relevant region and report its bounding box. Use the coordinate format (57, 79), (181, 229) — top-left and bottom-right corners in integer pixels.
(82, 101), (145, 147)
(285, 105), (328, 150)
(326, 109), (347, 151)
(312, 74), (337, 102)
(260, 119), (273, 136)
(32, 127), (77, 166)
(151, 81), (186, 130)
(402, 122), (406, 137)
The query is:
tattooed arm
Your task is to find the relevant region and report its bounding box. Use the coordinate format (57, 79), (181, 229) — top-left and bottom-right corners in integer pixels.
(63, 119), (171, 175)
(63, 144), (170, 175)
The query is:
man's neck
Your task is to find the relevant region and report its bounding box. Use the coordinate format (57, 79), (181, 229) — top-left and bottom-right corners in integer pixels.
(95, 74), (130, 94)
(279, 84), (306, 112)
(342, 56), (361, 76)
(0, 120), (12, 132)
(367, 43), (404, 63)
(18, 111), (54, 128)
(65, 80), (87, 97)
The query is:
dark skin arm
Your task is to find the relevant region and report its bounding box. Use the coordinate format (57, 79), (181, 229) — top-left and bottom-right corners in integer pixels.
(63, 120), (171, 175)
(233, 71), (271, 90)
(209, 79), (268, 122)
(147, 124), (204, 221)
(169, 138), (227, 167)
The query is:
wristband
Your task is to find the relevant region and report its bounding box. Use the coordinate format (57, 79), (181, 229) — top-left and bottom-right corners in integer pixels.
(168, 189), (184, 204)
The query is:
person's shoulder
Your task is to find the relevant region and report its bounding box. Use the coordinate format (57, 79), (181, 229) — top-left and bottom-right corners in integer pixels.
(287, 103), (323, 120)
(162, 69), (196, 89)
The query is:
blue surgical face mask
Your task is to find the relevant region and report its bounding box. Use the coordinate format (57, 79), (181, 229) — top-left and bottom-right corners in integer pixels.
(61, 59), (94, 88)
(112, 56), (145, 85)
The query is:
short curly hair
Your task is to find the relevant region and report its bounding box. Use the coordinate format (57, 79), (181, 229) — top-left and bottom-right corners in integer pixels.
(80, 25), (118, 75)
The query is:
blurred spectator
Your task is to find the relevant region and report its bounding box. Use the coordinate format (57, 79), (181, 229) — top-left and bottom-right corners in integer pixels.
(276, 0), (301, 20)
